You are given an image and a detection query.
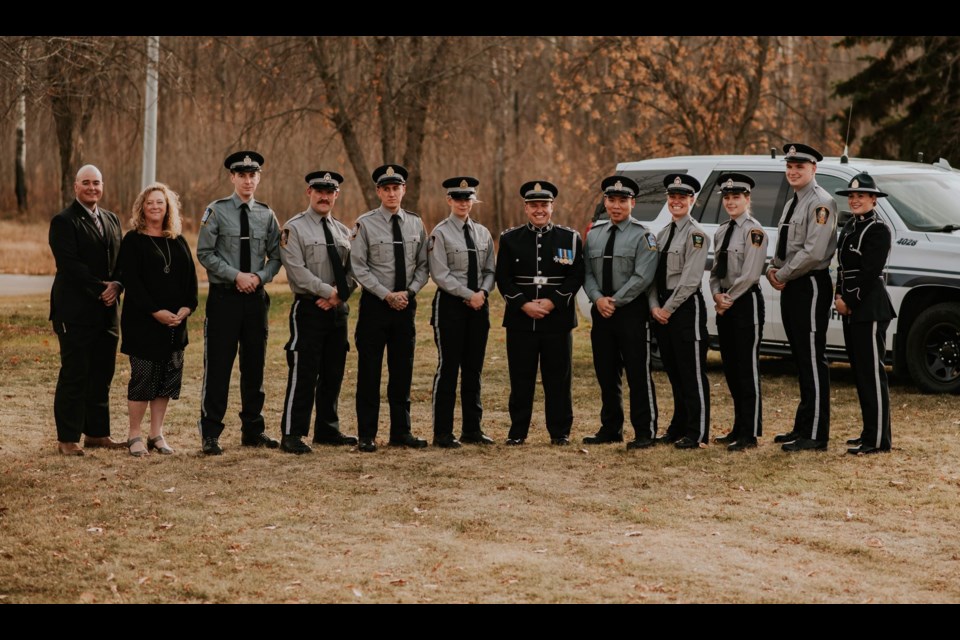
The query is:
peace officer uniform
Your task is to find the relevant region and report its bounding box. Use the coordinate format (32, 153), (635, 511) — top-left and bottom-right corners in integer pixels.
(350, 164), (429, 449)
(197, 151), (281, 451)
(769, 143), (838, 450)
(278, 171), (359, 453)
(709, 173), (768, 450)
(835, 173), (895, 454)
(495, 180), (584, 444)
(648, 174), (711, 447)
(582, 176), (659, 447)
(428, 177), (496, 447)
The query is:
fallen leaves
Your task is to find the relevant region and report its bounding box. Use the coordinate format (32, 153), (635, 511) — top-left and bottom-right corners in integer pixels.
(163, 487), (176, 493)
(86, 526), (103, 534)
(625, 531), (643, 537)
(865, 537), (884, 549)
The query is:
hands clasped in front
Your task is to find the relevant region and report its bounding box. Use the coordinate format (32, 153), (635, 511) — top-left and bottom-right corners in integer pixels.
(152, 306), (191, 328)
(521, 298), (555, 319)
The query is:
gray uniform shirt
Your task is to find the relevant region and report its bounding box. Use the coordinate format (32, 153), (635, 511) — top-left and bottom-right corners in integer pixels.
(280, 208), (357, 299)
(709, 214), (769, 300)
(428, 214), (496, 299)
(769, 179), (838, 281)
(197, 192), (281, 285)
(350, 207), (429, 300)
(648, 214), (709, 314)
(583, 217), (658, 306)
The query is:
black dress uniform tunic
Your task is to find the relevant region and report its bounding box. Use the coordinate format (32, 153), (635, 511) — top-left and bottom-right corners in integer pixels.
(279, 208), (357, 442)
(350, 207), (429, 441)
(648, 214), (711, 444)
(583, 217), (659, 442)
(769, 179), (838, 444)
(836, 210), (895, 452)
(197, 192), (281, 440)
(709, 213), (768, 444)
(428, 214), (496, 441)
(496, 222), (585, 441)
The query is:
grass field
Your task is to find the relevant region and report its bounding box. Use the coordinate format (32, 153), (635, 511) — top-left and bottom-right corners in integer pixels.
(1, 285), (959, 603)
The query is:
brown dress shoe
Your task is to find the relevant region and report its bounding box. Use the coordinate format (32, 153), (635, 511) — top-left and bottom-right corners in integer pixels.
(58, 442), (85, 456)
(84, 436), (127, 450)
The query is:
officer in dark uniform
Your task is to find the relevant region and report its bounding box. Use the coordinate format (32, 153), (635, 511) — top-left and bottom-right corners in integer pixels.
(428, 177), (497, 448)
(834, 173), (895, 455)
(709, 173), (768, 451)
(648, 174), (711, 449)
(350, 164), (430, 452)
(277, 171), (359, 454)
(495, 180), (584, 446)
(766, 143), (838, 452)
(582, 176), (659, 449)
(197, 151), (282, 455)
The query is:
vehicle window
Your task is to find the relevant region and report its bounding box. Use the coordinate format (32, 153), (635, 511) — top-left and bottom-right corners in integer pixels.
(874, 171), (960, 231)
(695, 171), (787, 227)
(619, 170), (685, 221)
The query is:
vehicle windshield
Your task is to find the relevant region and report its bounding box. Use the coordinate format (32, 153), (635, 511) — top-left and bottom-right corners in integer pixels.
(880, 171), (960, 231)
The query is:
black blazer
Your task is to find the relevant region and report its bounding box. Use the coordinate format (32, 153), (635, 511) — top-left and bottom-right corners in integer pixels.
(836, 211), (896, 324)
(48, 200), (123, 330)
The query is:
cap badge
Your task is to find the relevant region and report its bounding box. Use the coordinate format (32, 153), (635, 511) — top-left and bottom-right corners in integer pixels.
(386, 166), (395, 177)
(323, 173), (332, 181)
(851, 179), (860, 189)
(534, 182), (542, 191)
(243, 155), (253, 166)
(673, 176), (682, 185)
(788, 145), (797, 155)
(725, 179), (734, 189)
(614, 180), (623, 190)
(460, 179), (468, 188)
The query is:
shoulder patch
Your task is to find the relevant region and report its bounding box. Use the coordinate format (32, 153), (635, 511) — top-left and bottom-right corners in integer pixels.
(815, 206), (830, 225)
(280, 228), (290, 248)
(645, 233), (658, 251)
(428, 235), (436, 252)
(351, 222), (362, 240)
(691, 232), (705, 249)
(750, 229), (764, 247)
(201, 207), (214, 226)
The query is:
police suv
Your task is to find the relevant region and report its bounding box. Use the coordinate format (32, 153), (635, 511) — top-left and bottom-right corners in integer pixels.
(578, 154), (960, 393)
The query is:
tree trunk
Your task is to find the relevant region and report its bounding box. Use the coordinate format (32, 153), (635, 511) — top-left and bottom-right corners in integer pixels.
(15, 41), (27, 212)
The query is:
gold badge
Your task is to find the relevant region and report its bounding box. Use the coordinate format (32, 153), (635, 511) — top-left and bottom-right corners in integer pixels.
(534, 182), (542, 192)
(460, 179), (469, 189)
(750, 229), (764, 247)
(614, 180), (623, 190)
(815, 207), (829, 225)
(280, 228), (290, 248)
(243, 155), (253, 166)
(386, 166), (395, 177)
(323, 172), (333, 182)
(850, 179), (860, 189)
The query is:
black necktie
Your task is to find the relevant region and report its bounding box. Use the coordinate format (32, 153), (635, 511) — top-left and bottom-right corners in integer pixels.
(239, 202), (251, 273)
(391, 214), (406, 292)
(91, 211), (104, 236)
(713, 222), (735, 278)
(656, 222), (676, 294)
(322, 217), (350, 302)
(776, 193), (799, 261)
(601, 225), (618, 296)
(464, 222), (479, 291)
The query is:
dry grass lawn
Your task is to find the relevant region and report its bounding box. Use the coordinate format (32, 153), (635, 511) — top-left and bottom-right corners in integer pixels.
(1, 285), (959, 603)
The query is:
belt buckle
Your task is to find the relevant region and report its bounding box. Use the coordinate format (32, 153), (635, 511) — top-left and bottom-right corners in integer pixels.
(533, 276), (548, 285)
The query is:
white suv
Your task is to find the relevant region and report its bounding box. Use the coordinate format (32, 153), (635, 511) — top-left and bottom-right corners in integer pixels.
(578, 154), (960, 393)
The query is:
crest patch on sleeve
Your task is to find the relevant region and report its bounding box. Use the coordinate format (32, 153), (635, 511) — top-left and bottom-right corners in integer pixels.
(280, 228), (290, 248)
(645, 233), (658, 250)
(428, 235), (435, 252)
(351, 222), (361, 240)
(750, 229), (764, 247)
(815, 207), (830, 225)
(201, 207), (214, 226)
(691, 233), (704, 249)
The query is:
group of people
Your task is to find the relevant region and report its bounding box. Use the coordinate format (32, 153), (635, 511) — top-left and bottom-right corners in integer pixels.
(49, 141), (894, 458)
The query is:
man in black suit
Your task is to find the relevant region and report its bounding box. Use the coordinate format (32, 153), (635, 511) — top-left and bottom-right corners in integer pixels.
(49, 165), (126, 455)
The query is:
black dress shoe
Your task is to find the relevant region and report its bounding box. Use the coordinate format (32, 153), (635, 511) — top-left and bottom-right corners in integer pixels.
(655, 433), (682, 446)
(460, 431), (495, 445)
(504, 438), (525, 446)
(280, 436), (313, 454)
(202, 437), (223, 456)
(551, 436), (570, 446)
(433, 434), (462, 449)
(774, 431), (802, 444)
(313, 433), (359, 446)
(241, 433), (280, 449)
(674, 436), (702, 449)
(714, 433), (737, 445)
(358, 438), (377, 453)
(388, 433), (428, 449)
(848, 444), (890, 455)
(782, 438), (828, 452)
(626, 437), (655, 450)
(582, 433), (623, 445)
(846, 437), (863, 446)
(727, 437), (758, 452)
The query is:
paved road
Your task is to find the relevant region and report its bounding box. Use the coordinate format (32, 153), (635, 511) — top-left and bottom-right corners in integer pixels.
(0, 274), (54, 296)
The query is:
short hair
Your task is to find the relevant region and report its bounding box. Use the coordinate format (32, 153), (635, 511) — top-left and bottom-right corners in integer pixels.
(130, 182), (183, 239)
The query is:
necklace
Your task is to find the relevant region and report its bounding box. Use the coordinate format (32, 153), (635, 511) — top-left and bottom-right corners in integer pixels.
(148, 235), (171, 274)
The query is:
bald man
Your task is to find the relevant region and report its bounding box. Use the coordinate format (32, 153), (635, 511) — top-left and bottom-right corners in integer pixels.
(49, 165), (126, 455)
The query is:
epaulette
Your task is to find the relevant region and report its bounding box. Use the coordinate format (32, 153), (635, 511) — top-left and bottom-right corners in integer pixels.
(500, 225), (522, 237)
(254, 199), (270, 210)
(211, 196), (232, 205)
(432, 217), (451, 231)
(286, 211), (306, 225)
(627, 217), (645, 226)
(718, 219), (732, 228)
(403, 209), (421, 218)
(591, 219), (610, 227)
(355, 210), (378, 222)
(555, 224), (579, 235)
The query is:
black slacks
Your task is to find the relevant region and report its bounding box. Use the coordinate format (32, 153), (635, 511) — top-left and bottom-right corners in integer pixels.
(505, 329), (573, 440)
(199, 286), (270, 439)
(654, 292), (710, 443)
(53, 321), (118, 442)
(430, 291), (489, 438)
(716, 287), (764, 439)
(355, 291), (416, 440)
(843, 318), (891, 450)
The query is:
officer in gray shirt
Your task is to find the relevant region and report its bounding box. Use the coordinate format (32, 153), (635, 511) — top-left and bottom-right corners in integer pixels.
(583, 175), (659, 449)
(350, 164), (429, 452)
(196, 151), (282, 455)
(427, 176), (496, 448)
(766, 143), (838, 452)
(277, 170), (359, 454)
(648, 173), (711, 449)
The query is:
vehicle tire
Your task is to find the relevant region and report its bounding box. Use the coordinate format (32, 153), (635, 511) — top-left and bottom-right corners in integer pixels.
(904, 302), (960, 394)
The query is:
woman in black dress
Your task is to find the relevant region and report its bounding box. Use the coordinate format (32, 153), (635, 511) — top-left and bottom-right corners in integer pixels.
(834, 173), (895, 455)
(118, 183), (198, 456)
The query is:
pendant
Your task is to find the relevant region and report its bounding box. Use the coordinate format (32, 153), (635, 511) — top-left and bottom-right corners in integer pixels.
(163, 266), (170, 274)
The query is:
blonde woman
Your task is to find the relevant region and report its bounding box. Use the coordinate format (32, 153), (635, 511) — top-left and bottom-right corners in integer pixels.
(117, 183), (198, 456)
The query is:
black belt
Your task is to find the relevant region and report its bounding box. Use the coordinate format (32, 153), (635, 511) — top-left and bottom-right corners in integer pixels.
(719, 284), (761, 294)
(295, 293), (320, 302)
(211, 283), (263, 294)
